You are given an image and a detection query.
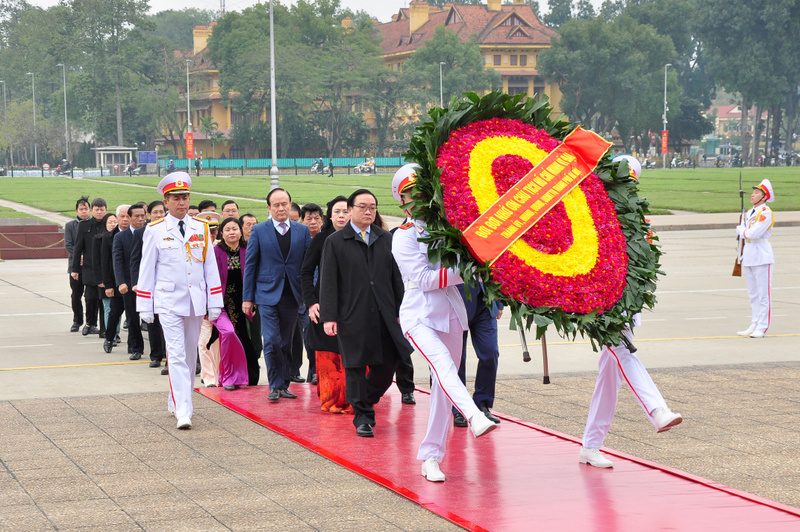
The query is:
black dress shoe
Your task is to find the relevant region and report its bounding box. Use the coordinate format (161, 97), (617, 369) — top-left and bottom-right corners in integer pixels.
(141, 321), (148, 332)
(81, 325), (90, 336)
(129, 352), (142, 361)
(268, 389), (281, 401)
(223, 385), (236, 391)
(290, 375), (305, 383)
(87, 326), (100, 335)
(311, 375), (317, 385)
(195, 363), (201, 375)
(356, 424), (374, 437)
(479, 405), (501, 424)
(149, 360), (161, 368)
(160, 367), (169, 375)
(278, 388), (297, 399)
(70, 322), (81, 333)
(401, 392), (416, 405)
(113, 335), (121, 346)
(453, 412), (468, 428)
(103, 340), (113, 353)
(98, 329), (105, 338)
(123, 320), (129, 329)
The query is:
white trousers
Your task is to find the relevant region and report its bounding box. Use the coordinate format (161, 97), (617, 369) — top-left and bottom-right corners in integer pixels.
(198, 317), (220, 386)
(582, 343), (667, 449)
(406, 318), (480, 463)
(744, 264), (773, 333)
(160, 311), (203, 420)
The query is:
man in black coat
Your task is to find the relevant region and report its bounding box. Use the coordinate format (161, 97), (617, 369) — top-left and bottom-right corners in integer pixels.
(70, 198), (107, 336)
(65, 197), (90, 332)
(320, 189), (413, 437)
(131, 200), (167, 369)
(113, 203), (146, 360)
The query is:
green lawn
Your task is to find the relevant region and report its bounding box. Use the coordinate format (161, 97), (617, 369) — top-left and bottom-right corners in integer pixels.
(2, 167), (798, 219)
(0, 205), (40, 219)
(638, 167), (800, 213)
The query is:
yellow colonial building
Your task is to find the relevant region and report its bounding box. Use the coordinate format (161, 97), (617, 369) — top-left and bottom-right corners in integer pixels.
(165, 0), (561, 159)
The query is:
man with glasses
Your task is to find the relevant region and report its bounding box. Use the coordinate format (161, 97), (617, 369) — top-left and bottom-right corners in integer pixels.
(320, 189), (412, 437)
(137, 173), (223, 430)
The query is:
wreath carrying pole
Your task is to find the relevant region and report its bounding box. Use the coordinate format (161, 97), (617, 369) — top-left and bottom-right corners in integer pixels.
(541, 332), (550, 385)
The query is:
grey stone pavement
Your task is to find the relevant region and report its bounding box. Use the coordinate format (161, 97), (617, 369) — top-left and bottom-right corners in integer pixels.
(1, 205), (800, 529)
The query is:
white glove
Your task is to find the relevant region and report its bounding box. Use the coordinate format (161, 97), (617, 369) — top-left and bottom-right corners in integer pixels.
(208, 308), (222, 321)
(140, 312), (154, 324)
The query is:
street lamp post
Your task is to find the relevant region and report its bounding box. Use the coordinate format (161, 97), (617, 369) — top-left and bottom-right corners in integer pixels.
(56, 64), (69, 161)
(662, 63), (671, 169)
(439, 61), (445, 107)
(185, 59), (192, 171)
(268, 0), (279, 190)
(26, 72), (37, 167)
(0, 80), (8, 168)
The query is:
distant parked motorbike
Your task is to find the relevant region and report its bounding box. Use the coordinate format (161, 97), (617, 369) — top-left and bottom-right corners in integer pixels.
(644, 160), (656, 170)
(310, 160), (325, 174)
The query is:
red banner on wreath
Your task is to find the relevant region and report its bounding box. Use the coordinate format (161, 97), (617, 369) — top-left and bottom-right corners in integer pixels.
(461, 127), (611, 265)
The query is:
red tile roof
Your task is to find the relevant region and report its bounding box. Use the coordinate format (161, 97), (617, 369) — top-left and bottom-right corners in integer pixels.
(378, 3), (557, 57)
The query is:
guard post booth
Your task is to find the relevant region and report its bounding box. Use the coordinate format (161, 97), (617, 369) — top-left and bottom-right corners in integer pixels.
(92, 146), (138, 175)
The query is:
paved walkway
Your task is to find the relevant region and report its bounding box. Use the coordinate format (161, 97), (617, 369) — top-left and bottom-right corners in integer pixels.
(1, 201), (799, 529)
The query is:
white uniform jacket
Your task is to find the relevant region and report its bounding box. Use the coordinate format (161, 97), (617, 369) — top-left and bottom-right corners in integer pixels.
(136, 214), (223, 316)
(737, 205), (774, 266)
(392, 220), (468, 334)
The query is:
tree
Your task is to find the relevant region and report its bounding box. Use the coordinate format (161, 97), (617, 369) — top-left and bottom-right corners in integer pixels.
(149, 8), (216, 51)
(696, 0), (800, 165)
(400, 26), (500, 110)
(538, 15), (677, 151)
(543, 0), (572, 28)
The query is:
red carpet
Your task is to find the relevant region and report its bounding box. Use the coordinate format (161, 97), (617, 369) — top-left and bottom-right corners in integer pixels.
(197, 385), (800, 531)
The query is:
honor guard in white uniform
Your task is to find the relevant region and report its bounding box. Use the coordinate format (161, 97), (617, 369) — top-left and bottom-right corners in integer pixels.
(579, 157), (682, 469)
(137, 173), (223, 429)
(736, 179), (775, 338)
(390, 164), (497, 483)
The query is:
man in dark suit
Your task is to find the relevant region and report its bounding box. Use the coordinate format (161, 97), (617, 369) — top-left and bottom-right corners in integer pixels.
(452, 281), (503, 427)
(320, 189), (413, 437)
(65, 196), (90, 332)
(71, 198), (107, 336)
(131, 200), (167, 369)
(243, 188), (311, 400)
(114, 203), (146, 360)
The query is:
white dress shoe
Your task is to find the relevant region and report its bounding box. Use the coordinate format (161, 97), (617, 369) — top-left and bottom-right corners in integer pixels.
(737, 326), (755, 336)
(749, 331), (765, 338)
(469, 411), (498, 438)
(177, 416), (192, 430)
(578, 446), (613, 468)
(651, 407), (682, 433)
(421, 458), (446, 482)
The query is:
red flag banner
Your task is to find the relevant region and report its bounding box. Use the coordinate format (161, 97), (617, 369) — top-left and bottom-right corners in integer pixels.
(661, 130), (668, 154)
(461, 127), (612, 265)
(186, 133), (194, 157)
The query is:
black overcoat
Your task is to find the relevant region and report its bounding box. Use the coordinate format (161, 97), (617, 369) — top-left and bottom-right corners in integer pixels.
(301, 226), (340, 353)
(71, 217), (103, 286)
(319, 224), (412, 368)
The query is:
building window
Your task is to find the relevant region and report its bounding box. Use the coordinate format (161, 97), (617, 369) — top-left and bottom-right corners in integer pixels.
(520, 55), (527, 66)
(510, 55), (517, 66)
(501, 15), (521, 26)
(485, 55), (491, 64)
(508, 77), (528, 97)
(493, 55), (501, 66)
(446, 10), (461, 25)
(230, 146), (245, 159)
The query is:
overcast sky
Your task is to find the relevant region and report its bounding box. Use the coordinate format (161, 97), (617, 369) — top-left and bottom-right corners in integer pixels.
(26, 0), (605, 25)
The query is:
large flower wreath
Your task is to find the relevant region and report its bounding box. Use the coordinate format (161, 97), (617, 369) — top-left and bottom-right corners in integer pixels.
(405, 91), (662, 349)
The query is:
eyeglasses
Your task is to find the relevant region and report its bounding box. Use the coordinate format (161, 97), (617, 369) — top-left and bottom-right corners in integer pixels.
(353, 204), (377, 212)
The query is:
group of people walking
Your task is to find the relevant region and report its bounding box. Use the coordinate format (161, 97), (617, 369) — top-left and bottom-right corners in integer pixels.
(66, 167), (782, 481)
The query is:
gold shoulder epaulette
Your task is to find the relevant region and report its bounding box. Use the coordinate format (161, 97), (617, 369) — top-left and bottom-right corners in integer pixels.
(192, 215), (210, 224)
(148, 218), (165, 226)
(399, 222), (414, 230)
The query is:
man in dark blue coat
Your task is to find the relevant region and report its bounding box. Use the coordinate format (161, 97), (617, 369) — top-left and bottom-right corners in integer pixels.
(243, 188), (311, 400)
(453, 281), (503, 427)
(113, 203), (146, 360)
